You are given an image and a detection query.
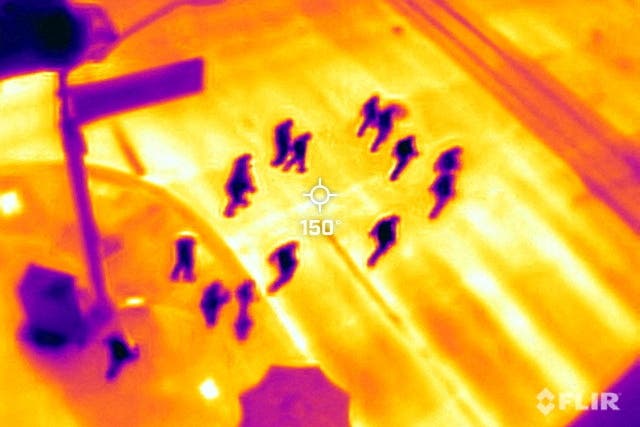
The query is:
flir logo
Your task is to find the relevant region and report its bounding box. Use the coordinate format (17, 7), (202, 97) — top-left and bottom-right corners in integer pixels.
(536, 388), (620, 415)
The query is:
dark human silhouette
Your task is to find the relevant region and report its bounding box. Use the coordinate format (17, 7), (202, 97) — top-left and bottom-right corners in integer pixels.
(200, 281), (231, 327)
(236, 280), (256, 306)
(234, 313), (254, 342)
(282, 132), (310, 174)
(170, 235), (196, 282)
(268, 241), (299, 294)
(104, 333), (139, 380)
(370, 105), (402, 153)
(234, 280), (257, 341)
(367, 215), (400, 267)
(224, 154), (256, 217)
(270, 119), (310, 174)
(429, 146), (463, 219)
(429, 173), (456, 219)
(271, 119), (293, 167)
(357, 95), (380, 137)
(390, 135), (418, 181)
(434, 146), (463, 173)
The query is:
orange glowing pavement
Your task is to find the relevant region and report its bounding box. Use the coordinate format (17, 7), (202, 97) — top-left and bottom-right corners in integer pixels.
(0, 0), (639, 426)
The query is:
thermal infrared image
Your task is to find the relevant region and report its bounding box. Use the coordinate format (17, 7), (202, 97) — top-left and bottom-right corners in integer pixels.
(0, 0), (639, 426)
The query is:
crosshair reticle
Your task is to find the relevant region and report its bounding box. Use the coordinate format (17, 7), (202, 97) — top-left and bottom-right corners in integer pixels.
(303, 178), (338, 213)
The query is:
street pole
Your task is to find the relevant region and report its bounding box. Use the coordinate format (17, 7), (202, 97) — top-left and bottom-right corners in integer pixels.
(58, 70), (112, 318)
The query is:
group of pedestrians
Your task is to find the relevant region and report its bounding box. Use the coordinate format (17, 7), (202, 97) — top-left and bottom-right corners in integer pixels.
(223, 119), (311, 218)
(356, 94), (464, 265)
(221, 94), (464, 275)
(170, 235), (297, 339)
(199, 279), (258, 341)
